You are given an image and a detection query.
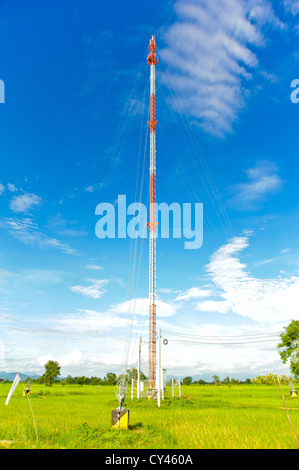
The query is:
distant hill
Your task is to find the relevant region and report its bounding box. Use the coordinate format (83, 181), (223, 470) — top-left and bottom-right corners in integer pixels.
(0, 371), (40, 381)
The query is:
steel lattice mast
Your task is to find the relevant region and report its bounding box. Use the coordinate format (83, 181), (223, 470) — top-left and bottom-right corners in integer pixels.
(147, 35), (158, 389)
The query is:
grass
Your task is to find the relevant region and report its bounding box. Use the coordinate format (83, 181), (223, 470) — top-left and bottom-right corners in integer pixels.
(0, 383), (298, 449)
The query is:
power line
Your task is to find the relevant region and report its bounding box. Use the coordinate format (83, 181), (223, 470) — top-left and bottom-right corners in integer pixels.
(162, 329), (282, 340)
(162, 338), (279, 345)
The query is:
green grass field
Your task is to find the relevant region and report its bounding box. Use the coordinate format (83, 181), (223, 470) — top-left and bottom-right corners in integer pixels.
(0, 383), (298, 449)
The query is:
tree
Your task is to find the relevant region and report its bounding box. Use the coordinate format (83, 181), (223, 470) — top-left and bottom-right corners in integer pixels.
(264, 373), (276, 385)
(212, 375), (221, 386)
(230, 378), (239, 385)
(194, 379), (206, 385)
(104, 372), (118, 386)
(77, 376), (86, 387)
(278, 320), (299, 378)
(122, 368), (147, 383)
(280, 375), (292, 385)
(222, 376), (230, 385)
(252, 375), (267, 385)
(43, 360), (61, 386)
(183, 376), (193, 386)
(36, 375), (45, 384)
(66, 375), (74, 385)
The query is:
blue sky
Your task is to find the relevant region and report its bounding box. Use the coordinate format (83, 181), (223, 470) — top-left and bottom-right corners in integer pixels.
(0, 0), (299, 380)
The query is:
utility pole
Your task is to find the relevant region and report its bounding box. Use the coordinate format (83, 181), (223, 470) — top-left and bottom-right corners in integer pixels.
(147, 35), (158, 390)
(137, 336), (141, 399)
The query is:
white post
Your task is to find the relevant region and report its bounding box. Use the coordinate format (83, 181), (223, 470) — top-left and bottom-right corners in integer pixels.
(137, 336), (141, 399)
(178, 379), (181, 397)
(172, 378), (174, 397)
(131, 379), (134, 400)
(157, 328), (161, 407)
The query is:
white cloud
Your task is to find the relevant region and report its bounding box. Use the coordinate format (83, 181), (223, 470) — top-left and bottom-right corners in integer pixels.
(86, 264), (103, 270)
(111, 297), (177, 318)
(85, 186), (95, 193)
(60, 349), (84, 367)
(249, 1), (286, 29)
(206, 235), (299, 325)
(0, 183), (5, 195)
(174, 287), (213, 301)
(227, 161), (282, 209)
(7, 183), (18, 192)
(284, 0), (299, 15)
(158, 288), (174, 294)
(196, 300), (231, 313)
(70, 279), (109, 299)
(9, 193), (42, 213)
(160, 0), (285, 136)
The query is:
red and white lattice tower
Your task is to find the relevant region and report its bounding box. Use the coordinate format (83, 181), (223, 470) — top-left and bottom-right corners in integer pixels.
(147, 35), (158, 389)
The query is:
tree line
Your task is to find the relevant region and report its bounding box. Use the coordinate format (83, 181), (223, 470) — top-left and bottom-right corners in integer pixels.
(23, 362), (147, 387)
(181, 376), (253, 386)
(181, 374), (295, 386)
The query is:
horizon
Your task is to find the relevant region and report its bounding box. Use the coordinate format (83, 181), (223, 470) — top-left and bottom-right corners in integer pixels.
(0, 369), (280, 383)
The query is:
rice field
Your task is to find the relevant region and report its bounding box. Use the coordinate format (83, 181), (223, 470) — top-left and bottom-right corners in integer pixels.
(0, 383), (298, 449)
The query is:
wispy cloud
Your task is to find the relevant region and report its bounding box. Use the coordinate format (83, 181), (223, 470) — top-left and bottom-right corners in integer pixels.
(57, 308), (125, 335)
(7, 183), (18, 193)
(0, 182), (19, 195)
(254, 257), (283, 266)
(174, 287), (213, 302)
(85, 186), (95, 193)
(227, 161), (282, 210)
(86, 264), (103, 271)
(1, 217), (77, 255)
(160, 0), (286, 136)
(70, 279), (109, 299)
(44, 214), (86, 238)
(284, 0), (299, 15)
(9, 193), (42, 213)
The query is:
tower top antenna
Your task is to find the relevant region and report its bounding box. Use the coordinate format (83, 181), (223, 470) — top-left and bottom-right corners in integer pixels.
(147, 36), (158, 66)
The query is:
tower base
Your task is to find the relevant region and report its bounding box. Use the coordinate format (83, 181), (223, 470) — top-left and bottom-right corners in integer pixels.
(111, 408), (129, 429)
